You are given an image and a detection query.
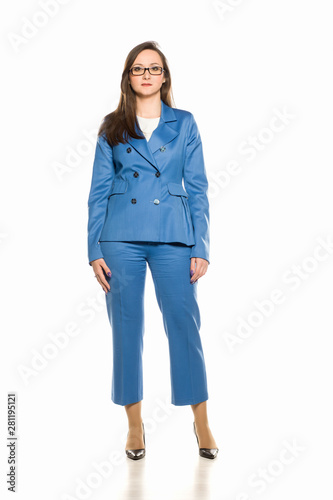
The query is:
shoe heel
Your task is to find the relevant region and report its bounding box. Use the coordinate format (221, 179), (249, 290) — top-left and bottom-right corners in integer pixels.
(193, 421), (219, 460)
(125, 421), (146, 460)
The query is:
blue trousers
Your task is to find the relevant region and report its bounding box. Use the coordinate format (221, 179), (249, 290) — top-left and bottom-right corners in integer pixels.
(99, 241), (209, 406)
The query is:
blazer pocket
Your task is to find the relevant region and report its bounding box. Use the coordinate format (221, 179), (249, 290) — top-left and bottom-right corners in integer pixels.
(167, 182), (192, 226)
(167, 182), (189, 198)
(108, 179), (128, 198)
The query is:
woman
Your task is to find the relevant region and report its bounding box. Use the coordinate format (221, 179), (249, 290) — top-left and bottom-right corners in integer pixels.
(87, 41), (219, 460)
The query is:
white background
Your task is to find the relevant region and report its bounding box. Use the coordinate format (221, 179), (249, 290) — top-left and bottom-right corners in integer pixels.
(1, 0), (333, 499)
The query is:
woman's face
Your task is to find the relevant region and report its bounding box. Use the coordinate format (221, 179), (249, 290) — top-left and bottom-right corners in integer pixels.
(128, 49), (166, 98)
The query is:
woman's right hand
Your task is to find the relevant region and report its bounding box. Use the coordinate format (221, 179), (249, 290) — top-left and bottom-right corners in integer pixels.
(91, 258), (112, 294)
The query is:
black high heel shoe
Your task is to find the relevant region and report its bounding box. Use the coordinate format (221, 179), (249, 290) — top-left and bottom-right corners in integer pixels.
(193, 421), (219, 459)
(125, 422), (145, 460)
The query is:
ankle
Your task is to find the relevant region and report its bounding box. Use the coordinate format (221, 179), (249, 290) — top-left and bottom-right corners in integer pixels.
(194, 419), (209, 428)
(128, 421), (143, 430)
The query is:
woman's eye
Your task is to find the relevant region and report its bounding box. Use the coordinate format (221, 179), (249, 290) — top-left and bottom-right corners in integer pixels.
(133, 67), (142, 72)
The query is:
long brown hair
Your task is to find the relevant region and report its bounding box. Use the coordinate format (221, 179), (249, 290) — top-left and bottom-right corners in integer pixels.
(98, 41), (175, 147)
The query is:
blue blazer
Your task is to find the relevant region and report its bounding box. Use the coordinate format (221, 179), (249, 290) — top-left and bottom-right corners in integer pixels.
(87, 99), (210, 265)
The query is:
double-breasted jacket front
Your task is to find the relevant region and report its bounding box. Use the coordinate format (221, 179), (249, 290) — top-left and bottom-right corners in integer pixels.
(87, 99), (210, 265)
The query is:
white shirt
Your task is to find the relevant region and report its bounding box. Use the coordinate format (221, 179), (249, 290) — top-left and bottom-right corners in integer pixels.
(136, 115), (160, 142)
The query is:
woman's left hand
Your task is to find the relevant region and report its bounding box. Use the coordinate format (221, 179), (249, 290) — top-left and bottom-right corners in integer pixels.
(190, 257), (209, 284)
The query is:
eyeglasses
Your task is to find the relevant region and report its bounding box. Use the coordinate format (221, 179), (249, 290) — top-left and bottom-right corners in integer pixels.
(129, 66), (165, 76)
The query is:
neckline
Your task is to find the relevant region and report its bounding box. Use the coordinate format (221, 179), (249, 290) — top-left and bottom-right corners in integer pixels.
(136, 115), (160, 119)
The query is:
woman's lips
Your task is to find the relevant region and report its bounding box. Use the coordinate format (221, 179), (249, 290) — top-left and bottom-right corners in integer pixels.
(142, 84), (152, 86)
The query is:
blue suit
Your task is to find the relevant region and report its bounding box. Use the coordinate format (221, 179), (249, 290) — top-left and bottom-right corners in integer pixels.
(87, 99), (210, 265)
(87, 100), (210, 406)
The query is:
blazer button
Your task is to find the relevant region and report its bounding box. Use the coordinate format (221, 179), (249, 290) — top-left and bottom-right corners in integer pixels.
(127, 147), (132, 153)
(155, 171), (160, 177)
(133, 171), (139, 177)
(153, 199), (160, 205)
(131, 198), (137, 204)
(160, 146), (166, 152)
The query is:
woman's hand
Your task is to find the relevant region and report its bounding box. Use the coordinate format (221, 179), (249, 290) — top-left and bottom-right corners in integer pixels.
(190, 257), (209, 284)
(91, 258), (112, 294)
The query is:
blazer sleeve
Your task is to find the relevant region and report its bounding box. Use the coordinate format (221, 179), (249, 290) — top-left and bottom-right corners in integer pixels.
(87, 133), (115, 266)
(183, 113), (210, 264)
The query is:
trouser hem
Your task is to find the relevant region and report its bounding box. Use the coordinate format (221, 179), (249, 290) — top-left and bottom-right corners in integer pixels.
(112, 396), (143, 406)
(171, 393), (209, 406)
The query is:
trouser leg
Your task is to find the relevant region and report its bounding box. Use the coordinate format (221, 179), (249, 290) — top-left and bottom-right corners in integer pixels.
(147, 243), (209, 406)
(99, 241), (147, 406)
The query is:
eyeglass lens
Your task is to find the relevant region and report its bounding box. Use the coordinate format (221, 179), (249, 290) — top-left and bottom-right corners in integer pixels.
(131, 66), (163, 75)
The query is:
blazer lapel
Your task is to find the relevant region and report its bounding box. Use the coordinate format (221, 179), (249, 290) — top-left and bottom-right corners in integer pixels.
(125, 100), (179, 171)
(147, 101), (179, 154)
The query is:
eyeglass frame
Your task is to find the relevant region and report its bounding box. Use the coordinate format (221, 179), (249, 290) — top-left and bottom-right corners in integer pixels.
(128, 65), (166, 76)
